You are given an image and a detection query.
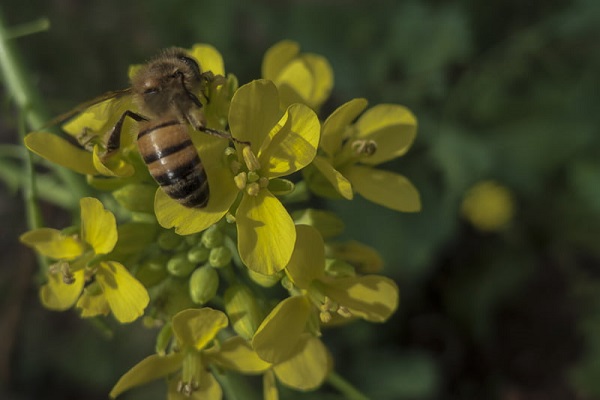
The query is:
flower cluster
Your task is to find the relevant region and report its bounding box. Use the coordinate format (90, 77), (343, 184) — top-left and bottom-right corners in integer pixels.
(22, 41), (420, 399)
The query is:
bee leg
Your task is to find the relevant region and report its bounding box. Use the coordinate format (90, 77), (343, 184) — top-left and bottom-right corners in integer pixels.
(197, 126), (250, 146)
(105, 110), (148, 154)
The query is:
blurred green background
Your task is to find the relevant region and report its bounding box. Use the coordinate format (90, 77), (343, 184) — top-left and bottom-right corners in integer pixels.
(1, 0), (600, 399)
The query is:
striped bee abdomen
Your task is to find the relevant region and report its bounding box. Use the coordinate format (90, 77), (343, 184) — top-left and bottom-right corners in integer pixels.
(137, 119), (209, 208)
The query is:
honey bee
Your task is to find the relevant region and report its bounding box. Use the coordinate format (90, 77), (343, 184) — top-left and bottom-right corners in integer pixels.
(53, 47), (246, 208)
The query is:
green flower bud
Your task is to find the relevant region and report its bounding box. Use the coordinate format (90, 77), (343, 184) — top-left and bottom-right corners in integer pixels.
(325, 258), (356, 278)
(112, 183), (156, 213)
(209, 246), (232, 268)
(247, 269), (283, 288)
(201, 225), (224, 249)
(224, 284), (262, 340)
(136, 254), (169, 287)
(292, 208), (345, 239)
(187, 245), (210, 264)
(167, 254), (195, 277)
(155, 322), (173, 356)
(189, 266), (219, 305)
(157, 277), (195, 316)
(184, 233), (201, 246)
(268, 178), (295, 196)
(158, 230), (183, 251)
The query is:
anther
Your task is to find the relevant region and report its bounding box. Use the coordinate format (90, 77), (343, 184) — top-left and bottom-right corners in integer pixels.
(234, 172), (247, 190)
(246, 182), (260, 196)
(242, 146), (261, 172)
(337, 306), (353, 318)
(352, 139), (378, 156)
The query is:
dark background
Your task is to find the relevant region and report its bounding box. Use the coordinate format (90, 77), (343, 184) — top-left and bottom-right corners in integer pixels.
(1, 0), (600, 399)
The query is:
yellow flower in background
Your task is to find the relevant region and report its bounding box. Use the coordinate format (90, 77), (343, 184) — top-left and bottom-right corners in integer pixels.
(262, 40), (334, 111)
(306, 98), (421, 212)
(20, 197), (149, 323)
(156, 79), (321, 276)
(461, 180), (515, 232)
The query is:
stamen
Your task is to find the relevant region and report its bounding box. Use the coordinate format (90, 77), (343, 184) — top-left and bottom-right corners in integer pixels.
(246, 182), (260, 196)
(234, 172), (247, 190)
(352, 139), (377, 156)
(337, 306), (353, 318)
(320, 310), (332, 323)
(242, 146), (261, 171)
(247, 171), (260, 183)
(59, 262), (75, 285)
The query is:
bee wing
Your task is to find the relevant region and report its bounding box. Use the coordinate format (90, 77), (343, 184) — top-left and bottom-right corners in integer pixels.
(42, 88), (134, 129)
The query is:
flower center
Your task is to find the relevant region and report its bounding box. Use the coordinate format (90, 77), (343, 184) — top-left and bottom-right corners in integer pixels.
(228, 146), (269, 196)
(177, 352), (203, 397)
(307, 282), (354, 323)
(351, 139), (377, 157)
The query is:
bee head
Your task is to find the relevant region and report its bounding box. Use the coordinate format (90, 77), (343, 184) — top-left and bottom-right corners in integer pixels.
(132, 48), (203, 117)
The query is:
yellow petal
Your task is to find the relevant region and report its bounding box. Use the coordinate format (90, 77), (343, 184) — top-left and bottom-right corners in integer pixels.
(20, 228), (84, 260)
(285, 225), (325, 289)
(206, 336), (271, 374)
(96, 261), (149, 323)
(110, 353), (184, 398)
(344, 165), (421, 212)
(300, 53), (334, 109)
(154, 135), (237, 235)
(189, 44), (225, 76)
(354, 104), (417, 165)
(76, 286), (110, 317)
(62, 95), (135, 138)
(320, 98), (368, 158)
(310, 156), (353, 199)
(229, 80), (281, 153)
(275, 59), (314, 108)
(252, 296), (312, 364)
(275, 55), (333, 110)
(262, 40), (300, 81)
(258, 103), (320, 178)
(80, 197), (118, 254)
(322, 275), (399, 322)
(328, 240), (384, 273)
(236, 190), (295, 275)
(224, 284), (262, 340)
(273, 334), (330, 390)
(39, 269), (85, 311)
(24, 132), (97, 175)
(92, 145), (134, 177)
(167, 370), (222, 400)
(171, 308), (228, 350)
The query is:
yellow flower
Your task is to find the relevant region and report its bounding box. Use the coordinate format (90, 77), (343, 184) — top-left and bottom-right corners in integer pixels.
(20, 197), (149, 323)
(461, 180), (515, 232)
(156, 79), (321, 275)
(111, 308), (270, 399)
(306, 98), (421, 212)
(262, 40), (334, 111)
(251, 225), (398, 364)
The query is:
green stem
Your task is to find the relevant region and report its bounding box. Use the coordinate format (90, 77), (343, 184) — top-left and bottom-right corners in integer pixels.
(0, 8), (90, 202)
(0, 10), (47, 129)
(18, 112), (42, 230)
(4, 17), (50, 40)
(327, 371), (370, 400)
